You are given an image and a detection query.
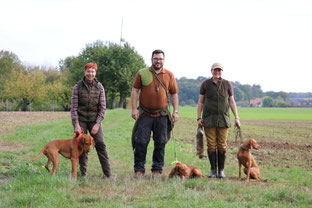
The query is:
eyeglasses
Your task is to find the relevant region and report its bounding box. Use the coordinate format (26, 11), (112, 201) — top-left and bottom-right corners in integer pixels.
(152, 58), (164, 61)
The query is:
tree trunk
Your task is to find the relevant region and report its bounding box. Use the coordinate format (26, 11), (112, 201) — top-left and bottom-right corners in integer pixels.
(110, 93), (115, 109)
(5, 99), (8, 111)
(22, 98), (28, 111)
(119, 93), (124, 108)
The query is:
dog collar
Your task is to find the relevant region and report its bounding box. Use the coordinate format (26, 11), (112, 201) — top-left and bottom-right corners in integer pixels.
(240, 145), (249, 151)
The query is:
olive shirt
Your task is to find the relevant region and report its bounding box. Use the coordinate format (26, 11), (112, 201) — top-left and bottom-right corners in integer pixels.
(199, 78), (233, 97)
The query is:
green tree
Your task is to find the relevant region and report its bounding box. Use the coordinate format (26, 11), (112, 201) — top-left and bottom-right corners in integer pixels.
(262, 96), (274, 107)
(45, 68), (72, 111)
(60, 41), (146, 109)
(177, 77), (202, 106)
(251, 84), (263, 98)
(237, 84), (252, 101)
(0, 50), (23, 109)
(4, 69), (47, 111)
(233, 87), (245, 102)
(275, 97), (287, 107)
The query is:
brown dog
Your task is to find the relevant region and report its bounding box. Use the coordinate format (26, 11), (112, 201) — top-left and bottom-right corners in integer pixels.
(169, 162), (207, 179)
(32, 132), (95, 180)
(237, 139), (261, 182)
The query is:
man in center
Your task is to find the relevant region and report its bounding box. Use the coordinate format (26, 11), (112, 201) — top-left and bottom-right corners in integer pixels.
(131, 49), (179, 177)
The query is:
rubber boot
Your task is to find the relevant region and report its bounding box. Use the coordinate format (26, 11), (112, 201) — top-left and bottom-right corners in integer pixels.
(208, 151), (217, 178)
(217, 150), (226, 178)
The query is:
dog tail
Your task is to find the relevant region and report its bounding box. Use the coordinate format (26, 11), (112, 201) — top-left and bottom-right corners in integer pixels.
(32, 145), (47, 162)
(202, 175), (209, 179)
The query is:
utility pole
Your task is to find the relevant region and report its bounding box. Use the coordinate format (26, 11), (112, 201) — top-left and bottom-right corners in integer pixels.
(120, 18), (125, 45)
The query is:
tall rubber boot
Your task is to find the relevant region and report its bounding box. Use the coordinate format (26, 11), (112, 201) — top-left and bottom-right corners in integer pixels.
(218, 150), (226, 178)
(208, 151), (217, 178)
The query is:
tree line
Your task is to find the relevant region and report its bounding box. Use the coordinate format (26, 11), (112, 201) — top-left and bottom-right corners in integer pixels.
(177, 77), (310, 107)
(1, 42), (311, 111)
(0, 41), (146, 111)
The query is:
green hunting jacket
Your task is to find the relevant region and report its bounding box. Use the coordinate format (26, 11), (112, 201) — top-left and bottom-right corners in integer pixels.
(202, 78), (231, 128)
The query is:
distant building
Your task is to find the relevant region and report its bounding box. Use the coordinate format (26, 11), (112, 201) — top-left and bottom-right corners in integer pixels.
(249, 99), (262, 107)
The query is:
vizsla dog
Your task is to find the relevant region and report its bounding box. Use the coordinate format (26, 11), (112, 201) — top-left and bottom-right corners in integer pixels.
(169, 162), (207, 179)
(32, 132), (95, 180)
(237, 139), (261, 182)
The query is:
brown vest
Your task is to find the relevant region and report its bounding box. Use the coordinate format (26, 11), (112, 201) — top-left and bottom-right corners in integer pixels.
(77, 77), (101, 122)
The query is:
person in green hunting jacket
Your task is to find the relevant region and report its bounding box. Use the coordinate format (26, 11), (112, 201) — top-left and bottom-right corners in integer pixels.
(70, 62), (111, 179)
(197, 63), (240, 178)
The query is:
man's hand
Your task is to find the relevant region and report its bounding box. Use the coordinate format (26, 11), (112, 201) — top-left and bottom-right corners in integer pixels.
(91, 123), (100, 135)
(132, 109), (139, 120)
(172, 112), (179, 123)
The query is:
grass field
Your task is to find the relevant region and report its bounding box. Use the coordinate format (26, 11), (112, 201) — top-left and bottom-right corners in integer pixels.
(0, 107), (312, 207)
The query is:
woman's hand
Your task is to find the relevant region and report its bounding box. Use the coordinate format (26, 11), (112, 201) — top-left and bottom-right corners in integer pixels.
(91, 123), (100, 135)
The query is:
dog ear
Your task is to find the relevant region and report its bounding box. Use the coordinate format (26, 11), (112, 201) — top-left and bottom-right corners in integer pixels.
(78, 136), (84, 148)
(249, 139), (253, 150)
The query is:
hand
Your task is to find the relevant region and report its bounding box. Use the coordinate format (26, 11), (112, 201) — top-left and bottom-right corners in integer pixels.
(74, 123), (82, 133)
(91, 123), (100, 135)
(132, 109), (139, 120)
(172, 112), (179, 123)
(235, 118), (240, 128)
(197, 118), (203, 127)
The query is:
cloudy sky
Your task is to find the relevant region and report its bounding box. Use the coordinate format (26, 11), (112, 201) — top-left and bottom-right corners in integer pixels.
(1, 0), (311, 92)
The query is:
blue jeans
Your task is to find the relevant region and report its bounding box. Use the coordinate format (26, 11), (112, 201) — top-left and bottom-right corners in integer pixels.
(134, 115), (168, 174)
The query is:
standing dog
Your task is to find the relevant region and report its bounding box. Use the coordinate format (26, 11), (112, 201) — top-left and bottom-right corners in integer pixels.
(237, 139), (261, 181)
(169, 162), (207, 179)
(32, 132), (95, 180)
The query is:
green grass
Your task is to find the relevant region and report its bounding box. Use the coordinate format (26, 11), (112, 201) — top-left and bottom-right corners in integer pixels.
(1, 107), (312, 207)
(179, 106), (312, 120)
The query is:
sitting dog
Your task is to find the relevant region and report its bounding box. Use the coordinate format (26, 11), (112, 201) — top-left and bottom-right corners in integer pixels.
(32, 132), (95, 180)
(237, 139), (261, 182)
(169, 162), (207, 179)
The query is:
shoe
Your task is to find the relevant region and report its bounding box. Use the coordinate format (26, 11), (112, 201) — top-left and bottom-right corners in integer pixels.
(152, 172), (161, 179)
(135, 171), (144, 178)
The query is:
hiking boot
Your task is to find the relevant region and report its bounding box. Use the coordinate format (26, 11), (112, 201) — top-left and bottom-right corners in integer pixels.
(135, 171), (144, 178)
(152, 172), (161, 179)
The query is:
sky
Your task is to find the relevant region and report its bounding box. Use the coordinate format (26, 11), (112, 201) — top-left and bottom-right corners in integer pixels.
(1, 0), (311, 93)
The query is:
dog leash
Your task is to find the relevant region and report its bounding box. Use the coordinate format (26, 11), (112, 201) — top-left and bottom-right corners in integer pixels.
(170, 128), (180, 165)
(168, 103), (180, 166)
(234, 125), (243, 145)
